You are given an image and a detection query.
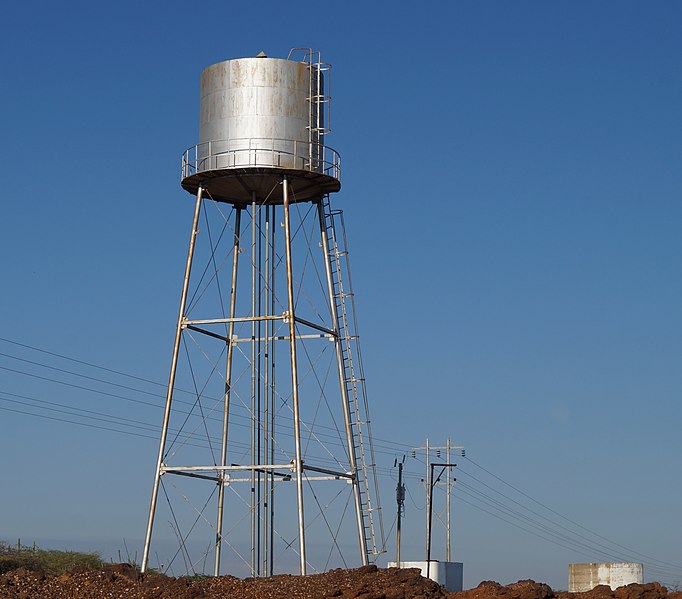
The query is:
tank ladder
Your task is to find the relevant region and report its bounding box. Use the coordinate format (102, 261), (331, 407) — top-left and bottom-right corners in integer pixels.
(321, 196), (385, 562)
(288, 47), (331, 170)
(306, 53), (331, 142)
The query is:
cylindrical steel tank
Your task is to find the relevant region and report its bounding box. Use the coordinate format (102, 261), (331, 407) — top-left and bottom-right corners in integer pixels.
(181, 53), (340, 204)
(200, 57), (311, 158)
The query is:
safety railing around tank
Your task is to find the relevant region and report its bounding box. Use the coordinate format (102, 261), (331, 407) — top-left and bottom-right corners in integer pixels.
(181, 138), (341, 182)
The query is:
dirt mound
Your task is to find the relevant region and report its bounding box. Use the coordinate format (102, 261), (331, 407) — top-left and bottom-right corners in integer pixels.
(453, 581), (679, 599)
(0, 565), (678, 599)
(0, 564), (446, 598)
(452, 579), (554, 599)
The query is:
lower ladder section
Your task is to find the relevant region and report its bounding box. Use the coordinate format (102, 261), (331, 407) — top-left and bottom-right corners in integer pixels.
(321, 196), (385, 562)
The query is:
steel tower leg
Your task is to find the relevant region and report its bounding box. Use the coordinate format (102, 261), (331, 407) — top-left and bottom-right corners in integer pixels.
(315, 199), (369, 565)
(250, 193), (257, 577)
(142, 186), (204, 574)
(268, 204), (276, 576)
(282, 177), (307, 575)
(214, 206), (243, 576)
(262, 203), (274, 577)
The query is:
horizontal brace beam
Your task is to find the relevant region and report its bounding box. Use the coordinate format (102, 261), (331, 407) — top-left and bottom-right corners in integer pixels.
(164, 470), (221, 482)
(183, 315), (284, 326)
(161, 466), (353, 482)
(161, 464), (294, 473)
(293, 316), (337, 337)
(219, 475), (351, 483)
(302, 464), (353, 479)
(185, 325), (230, 343)
(234, 333), (331, 343)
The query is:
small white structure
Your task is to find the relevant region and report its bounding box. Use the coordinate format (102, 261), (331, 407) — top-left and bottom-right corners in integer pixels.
(568, 562), (643, 592)
(388, 561), (463, 592)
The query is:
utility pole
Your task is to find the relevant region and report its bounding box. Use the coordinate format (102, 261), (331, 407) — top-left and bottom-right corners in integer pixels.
(411, 438), (464, 574)
(426, 462), (457, 579)
(395, 456), (406, 566)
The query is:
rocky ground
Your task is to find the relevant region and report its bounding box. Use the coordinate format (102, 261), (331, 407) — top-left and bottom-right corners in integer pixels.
(1, 563), (680, 599)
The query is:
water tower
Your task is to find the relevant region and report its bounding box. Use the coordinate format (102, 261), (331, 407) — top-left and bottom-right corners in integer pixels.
(141, 49), (384, 577)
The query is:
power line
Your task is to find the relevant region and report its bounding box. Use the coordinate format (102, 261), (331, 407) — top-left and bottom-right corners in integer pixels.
(0, 336), (411, 453)
(456, 483), (681, 578)
(411, 453), (682, 578)
(0, 389), (345, 470)
(3, 390), (679, 582)
(455, 468), (635, 563)
(463, 456), (682, 572)
(0, 339), (409, 456)
(0, 336), (170, 390)
(1, 336), (680, 579)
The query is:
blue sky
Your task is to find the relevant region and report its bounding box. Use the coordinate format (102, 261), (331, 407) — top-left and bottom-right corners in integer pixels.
(1, 0), (681, 590)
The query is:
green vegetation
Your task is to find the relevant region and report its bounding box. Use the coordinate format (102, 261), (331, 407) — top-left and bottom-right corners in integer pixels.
(0, 540), (103, 575)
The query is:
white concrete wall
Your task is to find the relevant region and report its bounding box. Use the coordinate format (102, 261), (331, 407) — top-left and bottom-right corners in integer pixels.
(568, 562), (643, 592)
